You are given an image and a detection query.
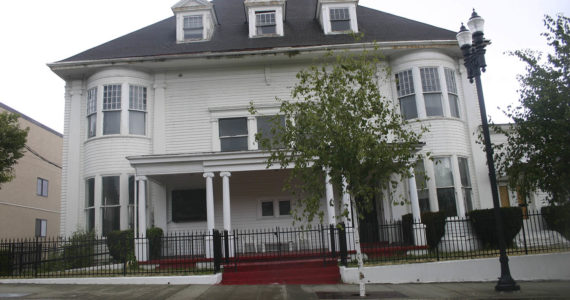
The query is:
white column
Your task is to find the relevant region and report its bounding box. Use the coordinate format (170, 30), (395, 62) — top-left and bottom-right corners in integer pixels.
(220, 172), (232, 232)
(408, 168), (421, 222)
(341, 177), (353, 225)
(136, 176), (147, 237)
(204, 172), (215, 233)
(325, 171), (336, 225)
(135, 176), (148, 262)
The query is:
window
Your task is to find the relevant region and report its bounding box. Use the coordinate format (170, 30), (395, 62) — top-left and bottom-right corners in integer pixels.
(396, 70), (418, 120)
(37, 178), (48, 197)
(183, 15), (203, 40)
(260, 199), (291, 218)
(103, 85), (121, 135)
(256, 11), (276, 35)
(330, 8), (351, 32)
(219, 117), (248, 152)
(257, 115), (285, 149)
(434, 157), (457, 217)
(129, 85), (147, 135)
(87, 87), (97, 138)
(458, 157), (473, 213)
(420, 67), (443, 117)
(414, 160), (430, 213)
(35, 219), (47, 237)
(445, 68), (461, 118)
(102, 176), (120, 235)
(85, 178), (95, 232)
(172, 189), (207, 222)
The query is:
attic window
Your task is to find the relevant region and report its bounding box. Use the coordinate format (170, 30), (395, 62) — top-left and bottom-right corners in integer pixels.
(330, 8), (351, 32)
(183, 15), (203, 40)
(256, 11), (276, 35)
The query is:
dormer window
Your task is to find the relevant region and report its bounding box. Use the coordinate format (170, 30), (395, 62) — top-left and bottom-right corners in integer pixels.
(330, 8), (351, 32)
(256, 11), (277, 35)
(183, 15), (204, 40)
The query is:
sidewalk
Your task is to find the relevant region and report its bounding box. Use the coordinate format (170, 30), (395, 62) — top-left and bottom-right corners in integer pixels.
(1, 281), (568, 299)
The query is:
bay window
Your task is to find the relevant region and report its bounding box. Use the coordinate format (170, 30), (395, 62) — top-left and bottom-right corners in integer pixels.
(396, 70), (418, 120)
(103, 85), (121, 135)
(434, 157), (457, 217)
(102, 176), (120, 235)
(445, 68), (461, 118)
(420, 67), (443, 117)
(87, 87), (97, 138)
(129, 85), (147, 135)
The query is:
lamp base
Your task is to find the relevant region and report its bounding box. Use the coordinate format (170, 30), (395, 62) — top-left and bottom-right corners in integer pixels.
(495, 276), (521, 292)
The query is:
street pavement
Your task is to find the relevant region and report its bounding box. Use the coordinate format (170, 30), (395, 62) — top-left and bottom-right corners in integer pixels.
(0, 281), (569, 299)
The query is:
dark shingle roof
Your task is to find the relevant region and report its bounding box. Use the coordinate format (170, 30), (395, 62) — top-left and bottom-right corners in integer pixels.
(59, 0), (456, 63)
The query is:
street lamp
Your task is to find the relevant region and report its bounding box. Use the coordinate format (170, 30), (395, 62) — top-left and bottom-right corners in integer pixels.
(457, 10), (520, 292)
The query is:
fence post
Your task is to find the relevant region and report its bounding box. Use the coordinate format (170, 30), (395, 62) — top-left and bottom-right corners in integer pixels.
(213, 230), (221, 273)
(329, 224), (337, 260)
(339, 223), (348, 267)
(224, 230), (230, 264)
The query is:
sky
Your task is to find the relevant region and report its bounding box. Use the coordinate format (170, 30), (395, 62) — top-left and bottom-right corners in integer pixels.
(0, 0), (568, 134)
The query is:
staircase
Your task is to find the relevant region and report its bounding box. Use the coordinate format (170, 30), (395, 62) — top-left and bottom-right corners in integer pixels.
(221, 258), (340, 285)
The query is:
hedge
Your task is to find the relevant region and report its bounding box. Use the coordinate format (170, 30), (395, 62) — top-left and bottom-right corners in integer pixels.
(541, 204), (570, 240)
(106, 230), (134, 262)
(468, 207), (522, 249)
(421, 211), (447, 250)
(63, 230), (95, 269)
(0, 249), (13, 276)
(147, 227), (163, 260)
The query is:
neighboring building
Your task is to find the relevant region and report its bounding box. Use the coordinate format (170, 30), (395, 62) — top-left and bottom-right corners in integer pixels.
(0, 102), (62, 239)
(49, 0), (496, 243)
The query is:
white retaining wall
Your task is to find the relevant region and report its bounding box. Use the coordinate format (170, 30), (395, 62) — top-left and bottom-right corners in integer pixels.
(340, 252), (570, 284)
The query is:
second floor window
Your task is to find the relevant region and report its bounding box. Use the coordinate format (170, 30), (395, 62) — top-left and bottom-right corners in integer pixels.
(103, 85), (121, 135)
(87, 87), (97, 138)
(183, 15), (203, 40)
(420, 67), (443, 117)
(445, 68), (461, 118)
(330, 8), (351, 32)
(256, 11), (276, 35)
(256, 115), (285, 149)
(129, 85), (147, 135)
(396, 70), (418, 120)
(219, 117), (248, 152)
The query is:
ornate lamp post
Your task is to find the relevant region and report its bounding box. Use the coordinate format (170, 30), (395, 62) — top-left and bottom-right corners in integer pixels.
(457, 10), (520, 292)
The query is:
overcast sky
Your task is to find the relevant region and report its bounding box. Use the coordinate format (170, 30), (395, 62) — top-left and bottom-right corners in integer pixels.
(0, 0), (568, 133)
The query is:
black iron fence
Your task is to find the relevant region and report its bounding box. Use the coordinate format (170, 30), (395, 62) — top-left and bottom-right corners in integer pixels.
(1, 210), (568, 279)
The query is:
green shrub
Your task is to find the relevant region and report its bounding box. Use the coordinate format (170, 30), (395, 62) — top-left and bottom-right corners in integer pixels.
(421, 211), (447, 249)
(542, 204), (570, 240)
(106, 230), (134, 262)
(63, 230), (95, 269)
(147, 227), (163, 260)
(401, 213), (414, 245)
(468, 207), (523, 249)
(0, 249), (13, 276)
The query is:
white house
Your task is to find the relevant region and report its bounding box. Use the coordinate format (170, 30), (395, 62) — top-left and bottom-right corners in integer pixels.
(49, 0), (501, 246)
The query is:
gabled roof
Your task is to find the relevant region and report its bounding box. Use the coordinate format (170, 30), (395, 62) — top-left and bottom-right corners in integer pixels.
(57, 0), (457, 64)
(171, 0), (212, 12)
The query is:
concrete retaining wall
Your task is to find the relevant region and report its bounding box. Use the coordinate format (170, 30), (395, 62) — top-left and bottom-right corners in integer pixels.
(341, 252), (570, 284)
(0, 274), (222, 285)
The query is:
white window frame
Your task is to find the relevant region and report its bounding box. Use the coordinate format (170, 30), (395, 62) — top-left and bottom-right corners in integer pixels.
(257, 199), (293, 219)
(329, 7), (351, 32)
(85, 177), (95, 233)
(102, 84), (122, 135)
(433, 156), (458, 217)
(247, 6), (284, 38)
(87, 87), (97, 138)
(129, 85), (147, 135)
(218, 117), (249, 152)
(101, 175), (121, 236)
(445, 68), (461, 118)
(319, 3), (358, 35)
(396, 69), (418, 120)
(37, 177), (48, 197)
(35, 219), (47, 237)
(183, 15), (204, 40)
(420, 67), (444, 117)
(255, 11), (277, 36)
(458, 157), (473, 213)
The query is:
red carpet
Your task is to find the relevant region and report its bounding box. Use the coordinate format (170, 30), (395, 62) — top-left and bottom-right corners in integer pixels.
(221, 258), (340, 285)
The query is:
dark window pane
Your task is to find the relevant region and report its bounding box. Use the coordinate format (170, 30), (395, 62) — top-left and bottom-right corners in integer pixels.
(449, 94), (460, 118)
(262, 201), (274, 217)
(257, 25), (276, 35)
(458, 157), (471, 187)
(331, 20), (351, 31)
(128, 176), (135, 205)
(103, 111), (121, 135)
(257, 115), (285, 149)
(129, 111), (146, 135)
(463, 188), (473, 213)
(172, 189), (207, 222)
(418, 190), (430, 213)
(437, 187), (457, 217)
(86, 208), (95, 232)
(424, 93), (443, 116)
(102, 206), (120, 236)
(102, 176), (120, 205)
(219, 117), (247, 137)
(400, 95), (418, 120)
(86, 178), (95, 207)
(220, 136), (248, 152)
(279, 200), (291, 216)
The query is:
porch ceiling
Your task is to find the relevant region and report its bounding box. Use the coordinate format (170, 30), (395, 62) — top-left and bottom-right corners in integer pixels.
(127, 150), (285, 176)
